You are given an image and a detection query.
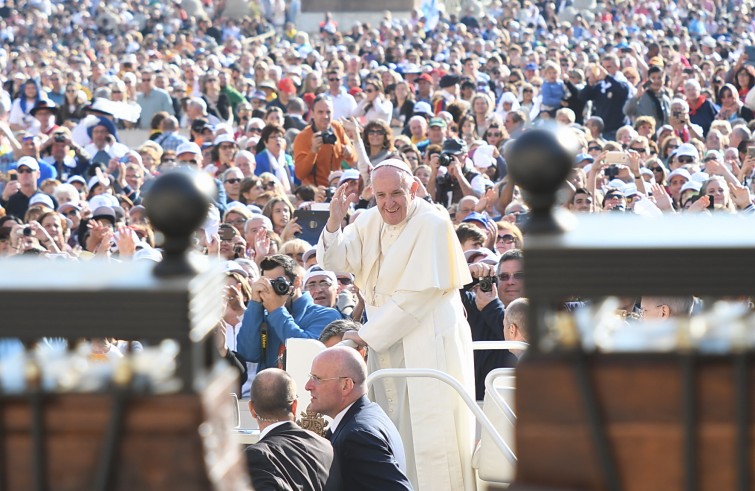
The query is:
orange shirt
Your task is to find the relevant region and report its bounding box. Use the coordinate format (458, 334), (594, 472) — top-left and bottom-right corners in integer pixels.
(293, 121), (357, 187)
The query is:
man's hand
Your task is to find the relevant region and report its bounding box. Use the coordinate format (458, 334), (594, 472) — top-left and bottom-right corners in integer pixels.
(225, 284), (246, 314)
(260, 286), (288, 312)
(250, 277), (268, 303)
(115, 226), (136, 257)
(429, 153), (441, 174)
(311, 132), (323, 154)
(2, 180), (20, 201)
(731, 185), (753, 209)
(326, 183), (356, 232)
(649, 183), (674, 211)
(342, 330), (367, 347)
(214, 321), (228, 357)
(280, 216), (302, 242)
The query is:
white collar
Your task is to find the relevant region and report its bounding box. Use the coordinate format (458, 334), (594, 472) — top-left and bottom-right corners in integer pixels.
(328, 400), (357, 435)
(258, 420), (289, 440)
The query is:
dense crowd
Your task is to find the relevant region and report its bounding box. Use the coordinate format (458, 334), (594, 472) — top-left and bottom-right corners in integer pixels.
(1, 0), (755, 487)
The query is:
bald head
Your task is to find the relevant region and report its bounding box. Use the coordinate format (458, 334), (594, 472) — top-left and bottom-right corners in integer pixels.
(319, 346), (367, 388)
(250, 368), (297, 420)
(306, 347), (368, 417)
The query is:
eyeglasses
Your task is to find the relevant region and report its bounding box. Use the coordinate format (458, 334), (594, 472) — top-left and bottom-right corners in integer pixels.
(225, 178), (242, 184)
(650, 166), (663, 172)
(17, 168), (34, 174)
(588, 146), (603, 152)
(308, 373), (349, 384)
(141, 78), (152, 82)
(305, 279), (334, 290)
(162, 158), (176, 163)
(367, 129), (386, 135)
(207, 78), (218, 82)
(337, 277), (353, 285)
(328, 77), (340, 82)
(677, 156), (695, 164)
(248, 127), (263, 133)
(488, 132), (502, 137)
(522, 89), (533, 93)
(178, 159), (199, 166)
(497, 272), (524, 282)
(219, 144), (236, 150)
(630, 147), (647, 153)
(111, 90), (123, 94)
(497, 234), (515, 243)
(226, 218), (246, 226)
(264, 182), (276, 189)
(63, 210), (79, 217)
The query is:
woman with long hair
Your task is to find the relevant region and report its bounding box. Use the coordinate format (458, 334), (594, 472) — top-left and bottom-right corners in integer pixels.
(716, 83), (754, 123)
(355, 78), (393, 125)
(201, 71), (232, 123)
(470, 92), (495, 137)
(390, 79), (415, 129)
(9, 79), (46, 131)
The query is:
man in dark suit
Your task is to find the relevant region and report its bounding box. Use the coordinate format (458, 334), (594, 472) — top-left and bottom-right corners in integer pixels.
(305, 347), (413, 491)
(246, 368), (333, 491)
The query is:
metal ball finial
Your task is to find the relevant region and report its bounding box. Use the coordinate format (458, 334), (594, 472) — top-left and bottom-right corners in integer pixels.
(507, 127), (578, 233)
(145, 170), (216, 277)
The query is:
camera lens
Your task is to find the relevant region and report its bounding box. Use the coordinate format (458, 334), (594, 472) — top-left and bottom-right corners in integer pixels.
(22, 226), (32, 237)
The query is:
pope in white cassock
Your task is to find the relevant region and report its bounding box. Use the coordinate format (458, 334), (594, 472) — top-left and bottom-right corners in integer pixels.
(317, 159), (476, 491)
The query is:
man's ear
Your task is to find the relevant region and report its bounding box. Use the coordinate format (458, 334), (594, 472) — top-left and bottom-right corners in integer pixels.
(292, 275), (302, 290)
(290, 399), (298, 418)
(410, 177), (420, 196)
(249, 401), (257, 419)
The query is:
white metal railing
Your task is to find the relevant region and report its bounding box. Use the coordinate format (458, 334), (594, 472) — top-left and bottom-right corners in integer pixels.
(365, 368), (517, 465)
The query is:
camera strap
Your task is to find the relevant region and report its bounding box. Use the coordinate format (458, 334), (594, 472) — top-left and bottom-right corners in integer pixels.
(260, 320), (268, 358)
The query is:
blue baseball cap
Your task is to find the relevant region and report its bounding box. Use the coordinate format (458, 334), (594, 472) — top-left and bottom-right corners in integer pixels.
(462, 211), (490, 228)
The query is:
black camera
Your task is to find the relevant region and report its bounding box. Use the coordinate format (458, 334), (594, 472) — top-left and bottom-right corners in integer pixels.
(325, 187), (336, 201)
(464, 275), (495, 293)
(54, 133), (66, 143)
(320, 127), (337, 145)
(22, 226), (32, 237)
(438, 153), (454, 166)
(270, 276), (292, 296)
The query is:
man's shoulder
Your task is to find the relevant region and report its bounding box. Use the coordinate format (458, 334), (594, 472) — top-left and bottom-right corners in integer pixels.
(304, 302), (341, 320)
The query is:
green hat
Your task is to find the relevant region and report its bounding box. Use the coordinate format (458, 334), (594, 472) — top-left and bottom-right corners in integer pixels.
(429, 117), (447, 128)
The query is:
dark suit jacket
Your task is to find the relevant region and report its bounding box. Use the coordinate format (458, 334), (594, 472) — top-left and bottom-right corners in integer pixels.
(246, 421), (333, 491)
(326, 395), (413, 491)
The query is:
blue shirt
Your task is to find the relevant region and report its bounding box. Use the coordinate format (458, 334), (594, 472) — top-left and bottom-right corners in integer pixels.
(236, 292), (341, 372)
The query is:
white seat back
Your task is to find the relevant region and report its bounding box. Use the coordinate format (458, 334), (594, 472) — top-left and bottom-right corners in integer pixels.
(285, 338), (327, 412)
(476, 368), (517, 483)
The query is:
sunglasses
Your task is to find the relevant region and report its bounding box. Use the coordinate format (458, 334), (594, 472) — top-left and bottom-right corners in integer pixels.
(248, 127), (263, 133)
(63, 209), (79, 217)
(497, 272), (524, 282)
(365, 89), (376, 93)
(264, 182), (276, 189)
(225, 178), (242, 184)
(496, 234), (515, 243)
(219, 144), (236, 150)
(588, 146), (603, 152)
(367, 129), (386, 135)
(650, 166), (663, 172)
(17, 168), (34, 174)
(522, 89), (533, 93)
(328, 77), (340, 82)
(488, 132), (502, 137)
(629, 147), (647, 153)
(337, 277), (353, 285)
(677, 156), (695, 163)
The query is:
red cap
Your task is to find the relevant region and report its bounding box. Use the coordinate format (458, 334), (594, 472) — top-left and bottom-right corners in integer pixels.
(417, 73), (433, 84)
(348, 87), (363, 96)
(302, 92), (316, 107)
(278, 78), (297, 94)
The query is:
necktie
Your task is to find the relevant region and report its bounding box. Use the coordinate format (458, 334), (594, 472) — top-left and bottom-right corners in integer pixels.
(324, 428), (333, 441)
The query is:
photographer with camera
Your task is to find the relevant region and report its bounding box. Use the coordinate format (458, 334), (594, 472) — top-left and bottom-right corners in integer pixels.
(293, 96), (356, 187)
(236, 254), (341, 373)
(427, 138), (482, 208)
(459, 248), (517, 400)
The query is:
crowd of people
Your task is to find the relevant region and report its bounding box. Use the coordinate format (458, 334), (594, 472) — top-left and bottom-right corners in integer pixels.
(2, 0), (755, 488)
